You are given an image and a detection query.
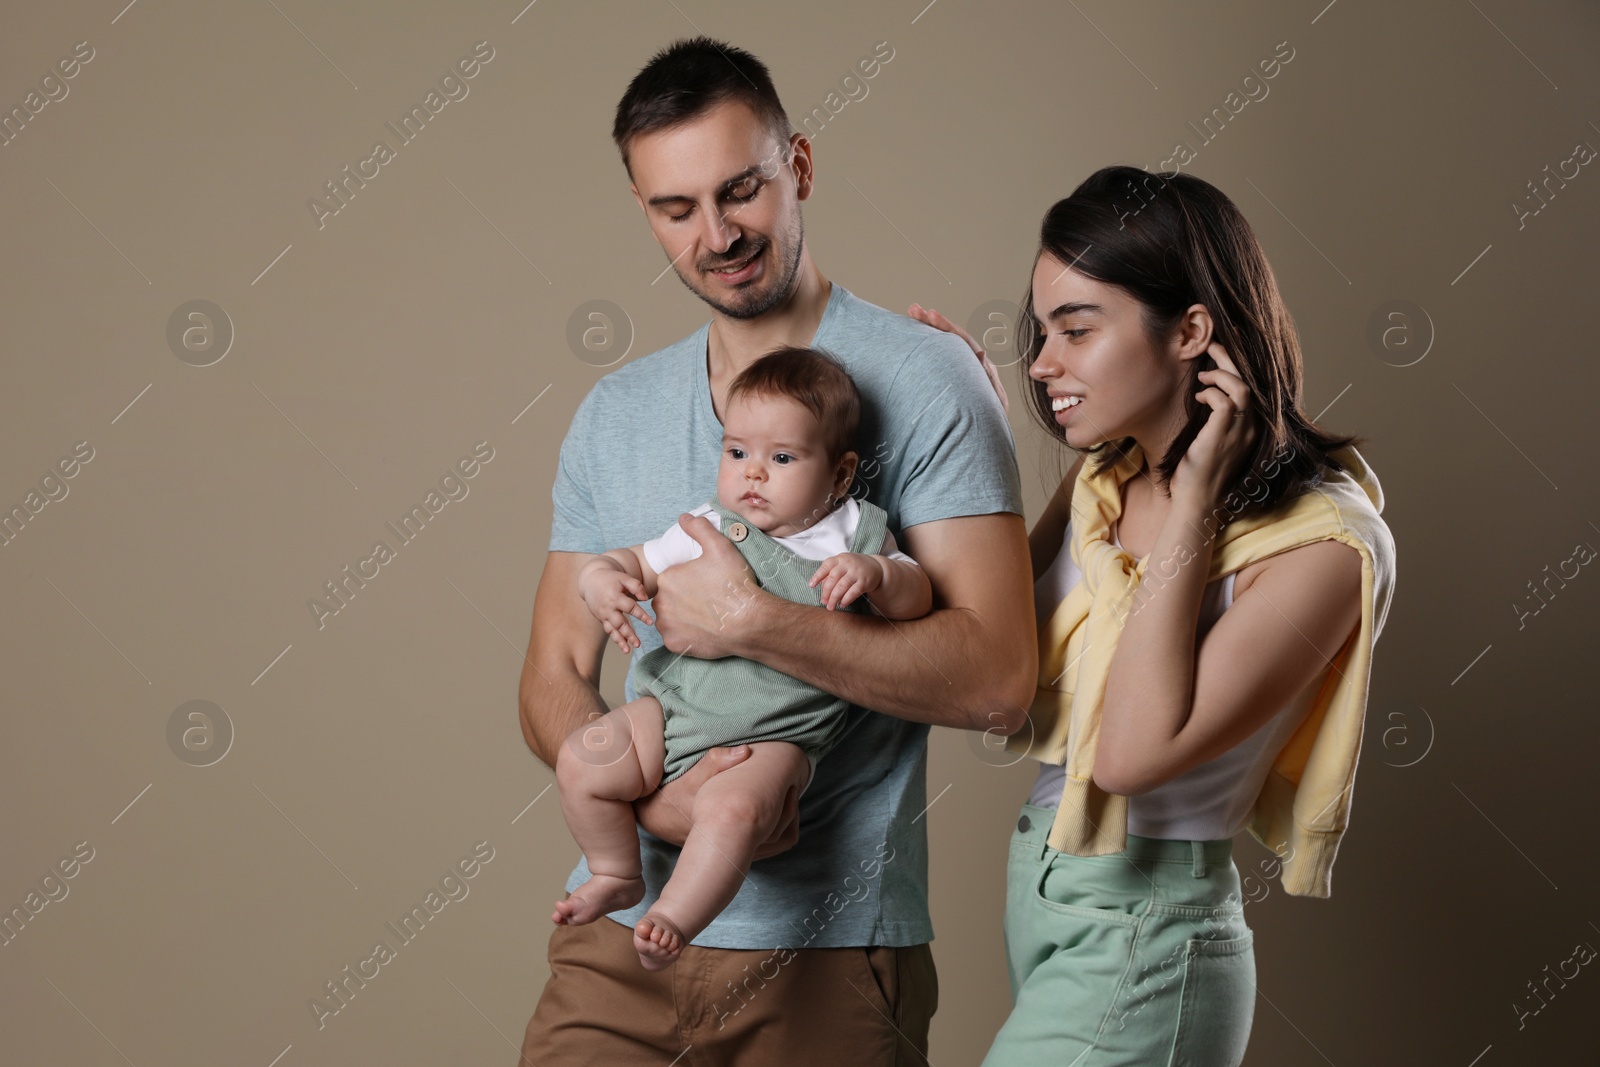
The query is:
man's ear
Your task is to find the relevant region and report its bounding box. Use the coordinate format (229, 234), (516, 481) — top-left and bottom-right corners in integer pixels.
(630, 183), (645, 214)
(790, 134), (816, 201)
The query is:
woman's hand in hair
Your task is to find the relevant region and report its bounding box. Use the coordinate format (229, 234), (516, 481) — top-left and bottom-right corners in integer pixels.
(1172, 343), (1259, 511)
(907, 303), (1010, 416)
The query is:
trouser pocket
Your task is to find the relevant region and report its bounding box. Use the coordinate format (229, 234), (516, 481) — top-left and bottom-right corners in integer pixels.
(1166, 929), (1256, 1067)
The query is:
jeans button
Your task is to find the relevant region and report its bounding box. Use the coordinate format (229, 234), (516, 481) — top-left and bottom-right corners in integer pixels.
(1017, 814), (1032, 833)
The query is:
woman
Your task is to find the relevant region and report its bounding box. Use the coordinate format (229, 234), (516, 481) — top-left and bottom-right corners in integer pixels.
(912, 165), (1397, 1065)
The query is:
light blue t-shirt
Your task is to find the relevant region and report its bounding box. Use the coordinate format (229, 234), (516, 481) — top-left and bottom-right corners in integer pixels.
(548, 282), (1023, 948)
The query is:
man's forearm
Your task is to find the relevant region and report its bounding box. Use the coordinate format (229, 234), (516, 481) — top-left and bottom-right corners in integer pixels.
(732, 592), (1030, 730)
(519, 666), (609, 769)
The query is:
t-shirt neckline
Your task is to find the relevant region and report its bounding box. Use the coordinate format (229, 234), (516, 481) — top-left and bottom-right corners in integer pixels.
(695, 281), (847, 431)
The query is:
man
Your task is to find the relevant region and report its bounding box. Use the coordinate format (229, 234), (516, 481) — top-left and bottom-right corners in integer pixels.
(518, 36), (1035, 1065)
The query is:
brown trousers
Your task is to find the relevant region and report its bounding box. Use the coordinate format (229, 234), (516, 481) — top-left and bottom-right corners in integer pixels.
(519, 914), (938, 1065)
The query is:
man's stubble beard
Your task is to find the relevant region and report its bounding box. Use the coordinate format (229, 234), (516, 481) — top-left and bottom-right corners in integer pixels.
(675, 210), (806, 321)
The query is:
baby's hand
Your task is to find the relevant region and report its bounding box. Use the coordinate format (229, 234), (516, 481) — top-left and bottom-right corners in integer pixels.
(579, 564), (655, 653)
(809, 552), (887, 611)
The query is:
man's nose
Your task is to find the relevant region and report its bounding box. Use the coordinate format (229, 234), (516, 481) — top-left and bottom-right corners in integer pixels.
(702, 207), (738, 254)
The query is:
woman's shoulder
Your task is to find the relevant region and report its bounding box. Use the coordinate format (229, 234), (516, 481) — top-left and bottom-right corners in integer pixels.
(1232, 537), (1362, 604)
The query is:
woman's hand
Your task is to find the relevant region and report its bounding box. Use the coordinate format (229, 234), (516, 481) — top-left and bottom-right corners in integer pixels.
(1169, 342), (1259, 512)
(907, 303), (1010, 416)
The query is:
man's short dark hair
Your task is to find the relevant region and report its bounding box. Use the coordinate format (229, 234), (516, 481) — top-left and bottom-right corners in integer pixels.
(727, 346), (861, 463)
(613, 37), (794, 175)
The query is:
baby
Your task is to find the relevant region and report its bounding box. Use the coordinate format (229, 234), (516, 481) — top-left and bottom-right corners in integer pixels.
(552, 345), (933, 970)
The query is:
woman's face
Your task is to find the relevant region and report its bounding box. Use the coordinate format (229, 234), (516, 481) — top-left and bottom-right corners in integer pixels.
(1026, 253), (1192, 452)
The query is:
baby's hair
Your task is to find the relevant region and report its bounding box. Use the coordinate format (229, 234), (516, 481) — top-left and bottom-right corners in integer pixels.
(726, 346), (861, 463)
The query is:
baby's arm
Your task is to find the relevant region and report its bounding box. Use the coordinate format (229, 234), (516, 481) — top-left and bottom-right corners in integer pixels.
(808, 530), (933, 621)
(577, 546), (663, 652)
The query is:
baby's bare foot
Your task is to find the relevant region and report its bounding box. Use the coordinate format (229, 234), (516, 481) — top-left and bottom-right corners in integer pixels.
(633, 912), (686, 971)
(552, 874), (645, 926)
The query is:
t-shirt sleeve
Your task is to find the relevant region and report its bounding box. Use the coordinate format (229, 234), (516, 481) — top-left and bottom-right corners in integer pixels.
(885, 332), (1025, 529)
(641, 504), (720, 574)
(547, 387), (608, 554)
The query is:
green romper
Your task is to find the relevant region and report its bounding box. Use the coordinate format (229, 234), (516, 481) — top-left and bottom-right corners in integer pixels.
(634, 497), (891, 785)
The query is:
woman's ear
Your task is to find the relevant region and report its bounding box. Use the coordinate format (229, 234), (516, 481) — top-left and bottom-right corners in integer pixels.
(1173, 303), (1215, 365)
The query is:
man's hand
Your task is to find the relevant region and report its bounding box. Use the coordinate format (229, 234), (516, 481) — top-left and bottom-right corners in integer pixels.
(577, 558), (655, 653)
(634, 744), (801, 859)
(652, 512), (766, 659)
(809, 552), (885, 610)
(907, 303), (1011, 416)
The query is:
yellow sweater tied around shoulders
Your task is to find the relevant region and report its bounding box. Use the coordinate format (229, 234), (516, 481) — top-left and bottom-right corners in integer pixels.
(1004, 442), (1397, 898)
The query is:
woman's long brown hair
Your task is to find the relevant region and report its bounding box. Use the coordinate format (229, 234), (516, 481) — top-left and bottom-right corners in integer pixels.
(1015, 165), (1360, 525)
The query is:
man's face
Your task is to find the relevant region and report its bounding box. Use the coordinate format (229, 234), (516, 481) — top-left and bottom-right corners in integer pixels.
(627, 99), (810, 320)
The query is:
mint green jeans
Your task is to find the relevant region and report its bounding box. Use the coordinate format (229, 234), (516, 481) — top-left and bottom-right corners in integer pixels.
(982, 803), (1256, 1066)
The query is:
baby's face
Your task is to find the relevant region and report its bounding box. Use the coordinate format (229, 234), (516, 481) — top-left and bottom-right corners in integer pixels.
(717, 392), (849, 538)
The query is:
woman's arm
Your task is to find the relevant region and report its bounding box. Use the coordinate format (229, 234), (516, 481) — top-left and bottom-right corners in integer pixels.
(1092, 344), (1362, 795)
(1028, 454), (1084, 582)
(1092, 499), (1362, 795)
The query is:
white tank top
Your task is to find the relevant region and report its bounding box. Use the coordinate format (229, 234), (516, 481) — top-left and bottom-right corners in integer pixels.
(1026, 518), (1317, 841)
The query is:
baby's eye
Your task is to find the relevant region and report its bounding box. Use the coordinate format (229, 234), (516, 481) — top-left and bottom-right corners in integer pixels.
(728, 447), (746, 460)
(773, 453), (793, 465)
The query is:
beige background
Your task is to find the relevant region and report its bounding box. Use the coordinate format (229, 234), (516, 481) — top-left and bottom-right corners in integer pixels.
(2, 0), (1597, 1063)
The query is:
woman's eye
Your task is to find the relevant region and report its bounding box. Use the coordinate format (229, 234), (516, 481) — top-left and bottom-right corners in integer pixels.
(1061, 329), (1088, 339)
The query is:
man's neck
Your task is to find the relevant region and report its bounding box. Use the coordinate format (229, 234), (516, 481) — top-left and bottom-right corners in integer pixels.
(706, 259), (832, 399)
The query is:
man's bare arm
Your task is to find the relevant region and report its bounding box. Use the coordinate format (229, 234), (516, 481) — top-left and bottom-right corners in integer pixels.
(652, 511), (1038, 733)
(519, 551), (610, 767)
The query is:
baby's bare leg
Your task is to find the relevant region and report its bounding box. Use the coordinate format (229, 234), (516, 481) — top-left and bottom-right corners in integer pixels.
(633, 741), (812, 970)
(552, 696), (666, 927)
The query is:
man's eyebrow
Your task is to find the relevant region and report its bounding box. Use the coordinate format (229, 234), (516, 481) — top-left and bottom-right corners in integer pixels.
(1037, 301), (1105, 322)
(647, 166), (764, 208)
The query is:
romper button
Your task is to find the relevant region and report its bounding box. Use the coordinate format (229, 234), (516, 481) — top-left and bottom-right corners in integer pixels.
(1017, 815), (1032, 833)
(726, 521), (749, 542)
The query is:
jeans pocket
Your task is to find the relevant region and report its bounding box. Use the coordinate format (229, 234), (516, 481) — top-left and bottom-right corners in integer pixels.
(1167, 929), (1256, 1067)
(1032, 850), (1142, 926)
